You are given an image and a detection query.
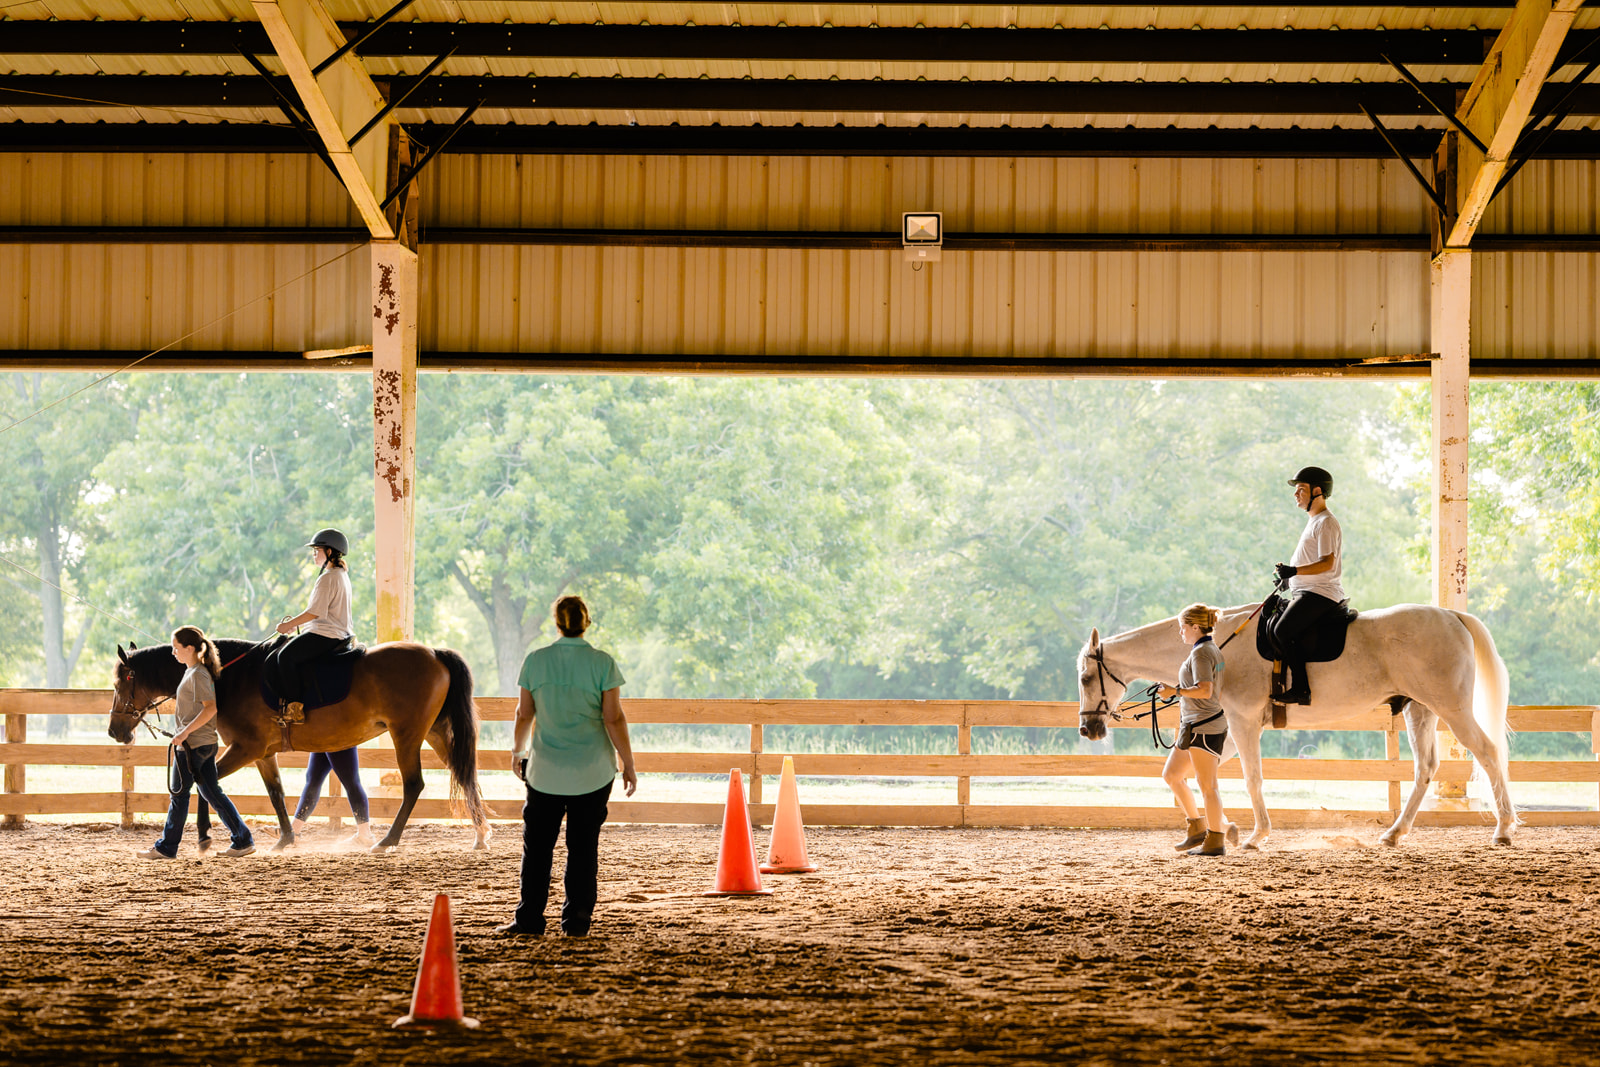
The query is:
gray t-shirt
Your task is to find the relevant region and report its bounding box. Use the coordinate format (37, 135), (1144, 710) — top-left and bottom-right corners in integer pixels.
(175, 665), (219, 747)
(1289, 510), (1345, 601)
(305, 567), (353, 639)
(1177, 638), (1226, 732)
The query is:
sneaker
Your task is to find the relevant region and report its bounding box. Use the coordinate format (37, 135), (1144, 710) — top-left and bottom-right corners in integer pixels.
(135, 848), (175, 860)
(215, 844), (256, 859)
(495, 921), (543, 937)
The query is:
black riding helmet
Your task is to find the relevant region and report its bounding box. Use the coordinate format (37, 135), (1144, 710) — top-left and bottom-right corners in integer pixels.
(1287, 466), (1334, 501)
(305, 528), (350, 556)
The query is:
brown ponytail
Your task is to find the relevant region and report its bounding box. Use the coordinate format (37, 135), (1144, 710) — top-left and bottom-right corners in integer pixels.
(172, 625), (223, 679)
(553, 595), (591, 638)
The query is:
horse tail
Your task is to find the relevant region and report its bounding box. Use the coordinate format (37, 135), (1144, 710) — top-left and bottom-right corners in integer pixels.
(1451, 609), (1514, 802)
(433, 647), (493, 828)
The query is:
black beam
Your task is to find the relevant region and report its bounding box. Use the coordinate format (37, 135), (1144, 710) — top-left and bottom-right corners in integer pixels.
(0, 75), (1525, 115)
(0, 349), (1443, 378)
(0, 22), (1514, 66)
(15, 123), (1600, 161)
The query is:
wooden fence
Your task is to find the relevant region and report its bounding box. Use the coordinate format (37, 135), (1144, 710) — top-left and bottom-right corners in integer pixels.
(3, 690), (1599, 832)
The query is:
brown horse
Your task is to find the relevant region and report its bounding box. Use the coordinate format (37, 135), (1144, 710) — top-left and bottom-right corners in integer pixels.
(107, 638), (491, 852)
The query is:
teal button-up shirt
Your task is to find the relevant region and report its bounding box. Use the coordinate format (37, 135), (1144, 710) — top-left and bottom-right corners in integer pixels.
(517, 637), (626, 795)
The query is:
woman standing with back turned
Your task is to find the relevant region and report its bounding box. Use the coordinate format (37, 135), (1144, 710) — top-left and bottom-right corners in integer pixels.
(498, 596), (637, 938)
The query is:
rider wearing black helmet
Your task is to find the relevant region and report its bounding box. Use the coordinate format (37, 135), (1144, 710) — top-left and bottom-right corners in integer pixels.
(1266, 467), (1344, 705)
(263, 528), (355, 720)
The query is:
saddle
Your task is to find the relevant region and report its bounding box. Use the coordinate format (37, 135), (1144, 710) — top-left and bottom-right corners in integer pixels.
(260, 639), (366, 722)
(1255, 592), (1358, 664)
(1257, 592), (1358, 727)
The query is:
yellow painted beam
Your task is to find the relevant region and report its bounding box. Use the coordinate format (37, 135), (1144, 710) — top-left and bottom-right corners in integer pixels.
(252, 0), (395, 239)
(1445, 0), (1584, 248)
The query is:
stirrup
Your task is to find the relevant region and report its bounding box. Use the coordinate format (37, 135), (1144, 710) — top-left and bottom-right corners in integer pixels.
(278, 700), (305, 725)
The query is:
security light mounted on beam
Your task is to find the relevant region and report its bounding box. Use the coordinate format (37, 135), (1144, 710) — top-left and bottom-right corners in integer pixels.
(903, 211), (943, 265)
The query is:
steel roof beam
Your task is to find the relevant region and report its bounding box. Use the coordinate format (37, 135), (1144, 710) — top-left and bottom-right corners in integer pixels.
(12, 123), (1600, 161)
(1443, 0), (1585, 248)
(0, 22), (1522, 66)
(18, 75), (1600, 115)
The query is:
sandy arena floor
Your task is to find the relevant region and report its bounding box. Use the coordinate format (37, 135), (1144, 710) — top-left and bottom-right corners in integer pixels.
(0, 818), (1597, 1066)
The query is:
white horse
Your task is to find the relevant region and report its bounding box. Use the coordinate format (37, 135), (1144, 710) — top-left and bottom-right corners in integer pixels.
(1076, 603), (1516, 849)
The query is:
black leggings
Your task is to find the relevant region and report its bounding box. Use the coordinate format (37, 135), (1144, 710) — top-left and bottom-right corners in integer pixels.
(1268, 591), (1343, 682)
(294, 748), (370, 823)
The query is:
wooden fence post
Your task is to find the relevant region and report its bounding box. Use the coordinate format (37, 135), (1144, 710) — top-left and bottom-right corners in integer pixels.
(749, 723), (763, 815)
(3, 712), (24, 829)
(957, 707), (972, 811)
(121, 749), (135, 830)
(1386, 717), (1401, 814)
(328, 772), (343, 832)
(1592, 710), (1600, 811)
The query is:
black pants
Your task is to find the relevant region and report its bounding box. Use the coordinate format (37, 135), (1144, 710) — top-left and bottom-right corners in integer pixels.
(515, 781), (612, 935)
(264, 633), (347, 704)
(1269, 590), (1342, 688)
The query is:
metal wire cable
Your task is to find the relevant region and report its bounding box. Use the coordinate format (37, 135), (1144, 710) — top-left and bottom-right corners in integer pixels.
(0, 552), (163, 642)
(0, 241), (366, 438)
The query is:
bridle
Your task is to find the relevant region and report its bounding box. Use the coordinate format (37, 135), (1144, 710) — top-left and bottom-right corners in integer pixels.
(109, 669), (174, 740)
(108, 644), (258, 742)
(1080, 645), (1180, 749)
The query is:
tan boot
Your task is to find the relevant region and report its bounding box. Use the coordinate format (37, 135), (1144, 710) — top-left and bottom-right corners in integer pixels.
(1187, 830), (1226, 857)
(1174, 817), (1207, 852)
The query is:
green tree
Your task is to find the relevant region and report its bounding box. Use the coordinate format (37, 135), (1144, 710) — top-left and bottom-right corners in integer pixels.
(0, 374), (136, 720)
(90, 373), (377, 645)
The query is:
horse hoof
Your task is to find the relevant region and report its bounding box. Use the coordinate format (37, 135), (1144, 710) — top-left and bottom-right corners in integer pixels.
(369, 842), (398, 855)
(1224, 823), (1240, 847)
(1493, 834), (1514, 847)
(1378, 834), (1399, 848)
(270, 837), (292, 853)
(197, 839), (212, 854)
(473, 840), (490, 852)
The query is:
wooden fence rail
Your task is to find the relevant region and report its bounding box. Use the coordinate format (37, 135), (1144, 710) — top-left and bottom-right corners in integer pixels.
(3, 690), (1599, 832)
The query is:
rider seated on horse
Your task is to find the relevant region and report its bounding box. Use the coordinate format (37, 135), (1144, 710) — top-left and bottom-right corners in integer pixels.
(1268, 466), (1344, 706)
(264, 528), (354, 720)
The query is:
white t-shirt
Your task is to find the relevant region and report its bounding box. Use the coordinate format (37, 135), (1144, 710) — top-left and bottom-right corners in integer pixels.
(305, 567), (354, 639)
(1289, 510), (1345, 602)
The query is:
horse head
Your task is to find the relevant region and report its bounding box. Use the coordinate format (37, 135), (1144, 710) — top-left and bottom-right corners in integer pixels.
(107, 643), (175, 744)
(1077, 628), (1130, 742)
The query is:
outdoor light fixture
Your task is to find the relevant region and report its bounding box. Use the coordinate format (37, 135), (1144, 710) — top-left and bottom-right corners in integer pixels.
(902, 211), (943, 265)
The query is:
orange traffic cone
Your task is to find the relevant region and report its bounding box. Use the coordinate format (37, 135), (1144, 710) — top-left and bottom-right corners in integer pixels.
(762, 755), (818, 874)
(704, 768), (772, 896)
(394, 893), (481, 1029)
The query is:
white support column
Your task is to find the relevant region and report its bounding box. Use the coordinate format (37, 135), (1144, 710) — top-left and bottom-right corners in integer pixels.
(1428, 249), (1477, 808)
(372, 240), (418, 643)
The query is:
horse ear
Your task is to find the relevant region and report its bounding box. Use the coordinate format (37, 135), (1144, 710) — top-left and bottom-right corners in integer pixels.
(1090, 628), (1100, 649)
(130, 641), (138, 650)
(117, 644), (129, 664)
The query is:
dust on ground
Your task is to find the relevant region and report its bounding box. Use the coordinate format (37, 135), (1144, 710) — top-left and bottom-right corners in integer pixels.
(1, 818), (1597, 1066)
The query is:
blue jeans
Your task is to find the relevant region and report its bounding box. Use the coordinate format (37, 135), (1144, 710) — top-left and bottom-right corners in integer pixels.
(515, 781), (612, 935)
(154, 744), (252, 856)
(294, 748), (370, 823)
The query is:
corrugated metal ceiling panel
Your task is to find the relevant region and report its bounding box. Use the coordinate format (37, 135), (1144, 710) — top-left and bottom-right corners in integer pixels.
(416, 245), (1430, 359)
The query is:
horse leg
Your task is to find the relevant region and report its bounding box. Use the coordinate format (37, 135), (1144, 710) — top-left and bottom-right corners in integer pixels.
(426, 727), (491, 851)
(1381, 702), (1438, 847)
(1233, 715), (1272, 851)
(253, 756), (296, 852)
(196, 799), (212, 853)
(1435, 709), (1518, 846)
(372, 735), (426, 853)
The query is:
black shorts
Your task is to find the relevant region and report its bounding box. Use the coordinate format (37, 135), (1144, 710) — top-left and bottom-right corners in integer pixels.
(1184, 730), (1228, 758)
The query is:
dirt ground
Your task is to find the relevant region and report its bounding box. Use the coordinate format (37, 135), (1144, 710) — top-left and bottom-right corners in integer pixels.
(1, 818), (1597, 1066)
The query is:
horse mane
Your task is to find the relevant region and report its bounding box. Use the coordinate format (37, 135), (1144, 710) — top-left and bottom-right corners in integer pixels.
(125, 643), (185, 693)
